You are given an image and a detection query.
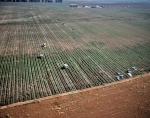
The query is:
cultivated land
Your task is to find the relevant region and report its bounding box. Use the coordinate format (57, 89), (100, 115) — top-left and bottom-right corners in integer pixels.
(0, 73), (150, 118)
(0, 2), (150, 106)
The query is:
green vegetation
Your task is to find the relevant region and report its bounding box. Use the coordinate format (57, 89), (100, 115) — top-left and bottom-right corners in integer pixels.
(0, 2), (150, 106)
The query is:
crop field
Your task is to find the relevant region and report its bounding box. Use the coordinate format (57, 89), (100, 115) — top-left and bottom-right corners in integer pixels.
(0, 74), (150, 118)
(0, 2), (150, 106)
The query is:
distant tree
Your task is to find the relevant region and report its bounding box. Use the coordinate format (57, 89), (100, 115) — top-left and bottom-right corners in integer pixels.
(55, 0), (62, 3)
(48, 0), (53, 2)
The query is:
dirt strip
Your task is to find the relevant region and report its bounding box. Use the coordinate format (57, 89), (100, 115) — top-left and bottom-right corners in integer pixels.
(0, 73), (150, 118)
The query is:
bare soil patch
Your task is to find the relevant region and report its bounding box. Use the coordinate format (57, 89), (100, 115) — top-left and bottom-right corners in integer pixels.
(0, 17), (33, 24)
(0, 73), (150, 118)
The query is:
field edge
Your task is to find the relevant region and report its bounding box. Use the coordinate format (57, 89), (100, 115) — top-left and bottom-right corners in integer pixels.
(1, 72), (150, 110)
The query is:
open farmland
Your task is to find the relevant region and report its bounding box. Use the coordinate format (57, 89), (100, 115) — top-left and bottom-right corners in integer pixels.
(0, 73), (150, 118)
(0, 2), (150, 106)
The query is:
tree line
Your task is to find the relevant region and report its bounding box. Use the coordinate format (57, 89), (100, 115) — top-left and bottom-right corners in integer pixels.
(0, 0), (63, 2)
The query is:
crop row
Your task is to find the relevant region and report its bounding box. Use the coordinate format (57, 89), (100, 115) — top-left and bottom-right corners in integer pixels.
(0, 6), (150, 106)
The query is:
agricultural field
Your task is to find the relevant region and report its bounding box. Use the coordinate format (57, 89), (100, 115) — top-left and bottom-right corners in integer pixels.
(0, 2), (150, 106)
(0, 73), (150, 118)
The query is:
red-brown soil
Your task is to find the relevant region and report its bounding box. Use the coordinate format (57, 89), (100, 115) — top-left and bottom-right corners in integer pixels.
(0, 73), (150, 118)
